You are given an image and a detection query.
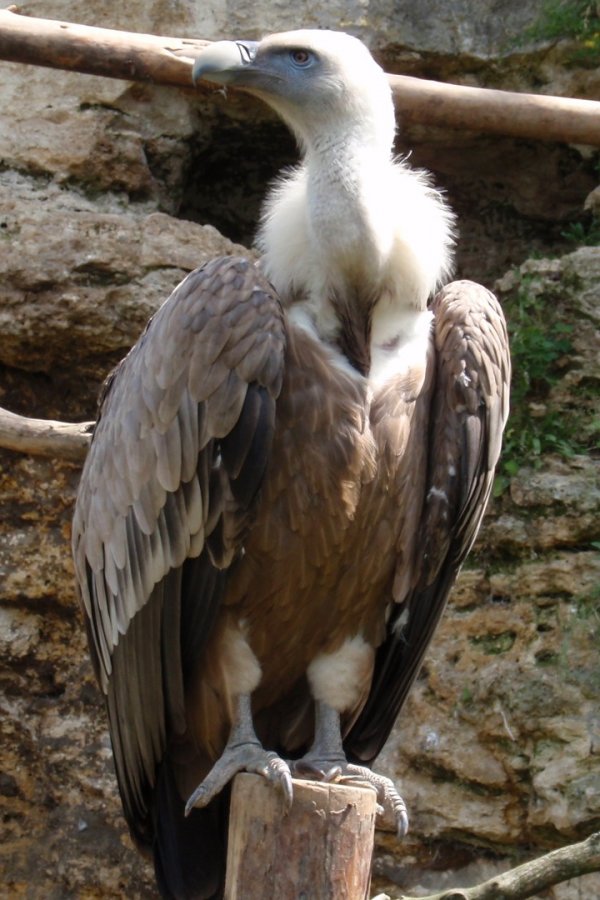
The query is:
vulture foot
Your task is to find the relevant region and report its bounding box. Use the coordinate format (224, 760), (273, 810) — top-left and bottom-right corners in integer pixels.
(292, 758), (409, 838)
(291, 700), (409, 837)
(185, 694), (293, 816)
(185, 741), (293, 815)
(335, 764), (409, 838)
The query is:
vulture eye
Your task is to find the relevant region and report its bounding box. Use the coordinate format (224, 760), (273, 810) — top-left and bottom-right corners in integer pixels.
(289, 48), (314, 67)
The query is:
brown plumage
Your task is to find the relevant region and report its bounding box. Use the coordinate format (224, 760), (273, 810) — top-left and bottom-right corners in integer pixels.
(72, 30), (510, 899)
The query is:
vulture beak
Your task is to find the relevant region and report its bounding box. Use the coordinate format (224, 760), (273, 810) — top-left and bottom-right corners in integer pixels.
(192, 40), (260, 86)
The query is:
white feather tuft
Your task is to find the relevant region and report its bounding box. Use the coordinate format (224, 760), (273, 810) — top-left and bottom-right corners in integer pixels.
(220, 624), (262, 696)
(307, 636), (374, 712)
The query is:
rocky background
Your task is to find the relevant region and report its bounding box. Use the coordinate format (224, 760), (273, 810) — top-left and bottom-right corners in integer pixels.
(1, 1), (599, 897)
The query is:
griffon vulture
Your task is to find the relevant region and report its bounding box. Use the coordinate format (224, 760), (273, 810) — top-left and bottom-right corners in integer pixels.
(72, 29), (510, 899)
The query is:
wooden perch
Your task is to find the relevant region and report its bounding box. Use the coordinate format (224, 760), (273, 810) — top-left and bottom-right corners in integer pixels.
(0, 406), (92, 462)
(0, 8), (599, 145)
(225, 774), (377, 899)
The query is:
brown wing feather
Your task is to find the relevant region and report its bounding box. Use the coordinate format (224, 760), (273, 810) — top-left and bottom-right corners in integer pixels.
(72, 256), (285, 845)
(346, 280), (510, 763)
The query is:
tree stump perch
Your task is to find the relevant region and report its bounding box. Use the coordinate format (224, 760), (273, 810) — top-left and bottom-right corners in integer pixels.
(225, 774), (378, 900)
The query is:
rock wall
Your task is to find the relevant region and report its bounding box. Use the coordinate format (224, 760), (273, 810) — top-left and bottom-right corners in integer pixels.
(1, 2), (598, 897)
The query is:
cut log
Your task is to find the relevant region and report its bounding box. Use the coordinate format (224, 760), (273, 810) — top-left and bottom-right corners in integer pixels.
(225, 774), (378, 900)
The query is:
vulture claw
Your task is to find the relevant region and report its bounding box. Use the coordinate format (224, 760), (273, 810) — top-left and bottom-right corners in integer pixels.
(339, 763), (409, 838)
(185, 742), (293, 816)
(293, 760), (343, 783)
(258, 751), (294, 811)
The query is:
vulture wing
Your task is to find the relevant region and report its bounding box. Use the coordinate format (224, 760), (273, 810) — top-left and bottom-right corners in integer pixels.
(72, 256), (285, 847)
(347, 280), (510, 764)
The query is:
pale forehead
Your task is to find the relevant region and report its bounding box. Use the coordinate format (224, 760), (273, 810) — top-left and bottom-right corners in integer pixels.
(260, 29), (374, 61)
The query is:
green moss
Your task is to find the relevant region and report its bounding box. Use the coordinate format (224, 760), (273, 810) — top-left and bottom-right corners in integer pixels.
(534, 649), (560, 666)
(519, 1), (600, 64)
(533, 737), (565, 757)
(470, 631), (516, 654)
(544, 586), (600, 693)
(459, 687), (475, 706)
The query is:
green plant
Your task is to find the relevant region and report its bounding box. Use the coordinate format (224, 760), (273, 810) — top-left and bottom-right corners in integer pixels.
(572, 585), (600, 623)
(561, 216), (600, 246)
(520, 1), (600, 63)
(493, 274), (585, 494)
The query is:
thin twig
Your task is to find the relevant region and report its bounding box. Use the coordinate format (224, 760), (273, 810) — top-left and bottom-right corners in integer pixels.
(0, 8), (599, 145)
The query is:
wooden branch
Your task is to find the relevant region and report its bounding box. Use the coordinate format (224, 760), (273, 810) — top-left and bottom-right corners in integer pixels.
(387, 74), (600, 146)
(0, 406), (92, 462)
(393, 830), (600, 900)
(226, 774), (377, 899)
(1, 8), (599, 145)
(0, 7), (208, 86)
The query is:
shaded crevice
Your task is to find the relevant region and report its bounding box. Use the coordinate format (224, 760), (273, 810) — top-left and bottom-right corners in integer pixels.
(177, 114), (298, 246)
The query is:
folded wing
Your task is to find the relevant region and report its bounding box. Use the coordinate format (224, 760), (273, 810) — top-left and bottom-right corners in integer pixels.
(347, 280), (510, 763)
(72, 256), (286, 846)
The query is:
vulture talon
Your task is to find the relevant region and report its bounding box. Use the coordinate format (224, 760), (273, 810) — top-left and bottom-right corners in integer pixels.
(339, 764), (409, 838)
(186, 742), (293, 816)
(292, 760), (343, 783)
(260, 753), (294, 810)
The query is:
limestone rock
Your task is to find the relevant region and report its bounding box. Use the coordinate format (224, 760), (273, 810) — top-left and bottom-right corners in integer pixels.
(585, 185), (600, 216)
(0, 171), (253, 373)
(510, 457), (600, 511)
(482, 455), (600, 553)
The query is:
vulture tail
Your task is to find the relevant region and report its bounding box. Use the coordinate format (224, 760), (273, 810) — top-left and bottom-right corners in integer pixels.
(153, 760), (228, 900)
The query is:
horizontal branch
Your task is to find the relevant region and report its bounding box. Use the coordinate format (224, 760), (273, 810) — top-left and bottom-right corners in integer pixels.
(0, 406), (92, 462)
(0, 8), (599, 145)
(387, 73), (600, 146)
(0, 7), (209, 86)
(393, 830), (600, 900)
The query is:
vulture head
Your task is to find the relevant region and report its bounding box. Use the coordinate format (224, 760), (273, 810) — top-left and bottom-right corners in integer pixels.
(192, 30), (395, 155)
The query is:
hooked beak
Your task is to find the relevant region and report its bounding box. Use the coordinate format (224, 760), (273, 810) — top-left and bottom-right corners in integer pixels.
(192, 40), (260, 86)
